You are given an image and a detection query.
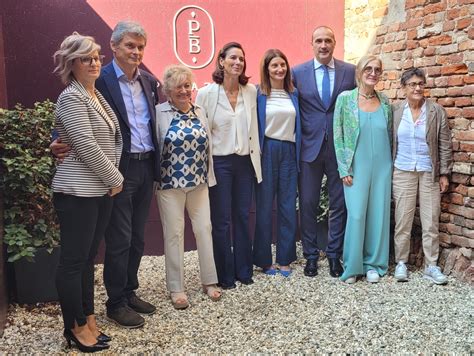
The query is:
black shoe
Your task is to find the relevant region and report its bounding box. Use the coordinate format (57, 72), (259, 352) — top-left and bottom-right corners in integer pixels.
(106, 306), (145, 329)
(64, 329), (109, 353)
(304, 259), (318, 277)
(128, 294), (156, 315)
(328, 258), (343, 278)
(218, 282), (237, 290)
(237, 278), (254, 285)
(97, 332), (111, 343)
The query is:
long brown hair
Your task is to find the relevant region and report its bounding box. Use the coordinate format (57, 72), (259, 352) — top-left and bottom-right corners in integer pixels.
(212, 42), (249, 85)
(259, 49), (294, 96)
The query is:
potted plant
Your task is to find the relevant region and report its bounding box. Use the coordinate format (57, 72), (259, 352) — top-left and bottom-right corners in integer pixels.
(0, 100), (60, 303)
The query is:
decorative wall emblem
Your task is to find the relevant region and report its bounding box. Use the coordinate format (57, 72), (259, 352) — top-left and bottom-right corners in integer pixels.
(173, 5), (215, 69)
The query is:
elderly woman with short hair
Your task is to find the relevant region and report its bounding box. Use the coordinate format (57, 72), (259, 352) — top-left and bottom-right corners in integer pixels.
(155, 64), (221, 309)
(53, 32), (123, 352)
(393, 67), (453, 285)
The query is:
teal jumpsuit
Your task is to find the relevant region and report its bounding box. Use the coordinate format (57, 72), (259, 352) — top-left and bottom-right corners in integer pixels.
(340, 106), (392, 281)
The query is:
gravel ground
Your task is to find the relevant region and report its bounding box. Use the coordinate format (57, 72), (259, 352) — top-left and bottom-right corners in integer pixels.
(1, 243), (473, 354)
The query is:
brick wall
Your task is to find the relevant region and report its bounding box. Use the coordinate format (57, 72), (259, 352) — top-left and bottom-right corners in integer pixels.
(344, 0), (474, 283)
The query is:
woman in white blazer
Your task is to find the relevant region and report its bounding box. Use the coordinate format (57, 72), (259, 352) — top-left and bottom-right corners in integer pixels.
(196, 42), (262, 289)
(52, 32), (123, 353)
(155, 65), (221, 309)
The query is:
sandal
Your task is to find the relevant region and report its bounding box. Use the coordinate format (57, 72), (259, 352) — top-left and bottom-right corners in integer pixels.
(170, 292), (189, 310)
(202, 284), (222, 302)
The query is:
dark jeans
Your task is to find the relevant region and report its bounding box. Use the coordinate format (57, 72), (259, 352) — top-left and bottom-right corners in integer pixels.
(253, 138), (297, 268)
(209, 154), (254, 287)
(104, 158), (154, 311)
(299, 139), (346, 260)
(54, 192), (113, 329)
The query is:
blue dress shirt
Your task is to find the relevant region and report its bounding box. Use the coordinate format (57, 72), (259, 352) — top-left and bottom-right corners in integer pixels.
(314, 58), (335, 100)
(112, 60), (154, 153)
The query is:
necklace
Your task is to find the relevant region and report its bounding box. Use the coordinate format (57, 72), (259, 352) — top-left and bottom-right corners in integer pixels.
(359, 91), (376, 99)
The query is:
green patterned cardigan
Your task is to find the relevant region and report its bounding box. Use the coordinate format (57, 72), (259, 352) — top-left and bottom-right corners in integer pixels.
(333, 88), (392, 178)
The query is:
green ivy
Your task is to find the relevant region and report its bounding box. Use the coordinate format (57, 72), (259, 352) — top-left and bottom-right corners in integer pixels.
(0, 101), (59, 262)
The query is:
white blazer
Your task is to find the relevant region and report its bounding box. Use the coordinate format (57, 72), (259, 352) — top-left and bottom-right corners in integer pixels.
(155, 101), (217, 187)
(195, 82), (262, 183)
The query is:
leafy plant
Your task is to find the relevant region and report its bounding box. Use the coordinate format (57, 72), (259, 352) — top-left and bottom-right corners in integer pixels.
(0, 101), (59, 262)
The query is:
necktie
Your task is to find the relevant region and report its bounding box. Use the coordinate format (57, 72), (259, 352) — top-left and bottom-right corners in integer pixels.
(322, 65), (331, 108)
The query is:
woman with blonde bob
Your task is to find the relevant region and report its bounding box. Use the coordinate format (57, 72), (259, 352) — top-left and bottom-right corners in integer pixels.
(155, 64), (221, 309)
(253, 49), (301, 277)
(333, 55), (392, 284)
(53, 32), (123, 352)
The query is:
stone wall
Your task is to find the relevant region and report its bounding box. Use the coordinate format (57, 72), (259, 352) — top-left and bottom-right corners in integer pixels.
(344, 0), (474, 283)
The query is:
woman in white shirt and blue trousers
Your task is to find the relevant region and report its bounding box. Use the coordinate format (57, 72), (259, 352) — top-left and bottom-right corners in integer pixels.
(196, 42), (262, 289)
(253, 49), (301, 277)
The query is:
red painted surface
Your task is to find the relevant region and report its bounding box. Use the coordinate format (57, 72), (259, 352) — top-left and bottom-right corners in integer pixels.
(1, 0), (344, 257)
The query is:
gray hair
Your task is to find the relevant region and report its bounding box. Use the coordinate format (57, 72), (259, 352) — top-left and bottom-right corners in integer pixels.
(53, 32), (101, 85)
(401, 67), (426, 86)
(111, 20), (147, 44)
(162, 65), (194, 98)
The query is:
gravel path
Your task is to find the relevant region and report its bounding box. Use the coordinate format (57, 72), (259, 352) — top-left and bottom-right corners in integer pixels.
(1, 243), (473, 354)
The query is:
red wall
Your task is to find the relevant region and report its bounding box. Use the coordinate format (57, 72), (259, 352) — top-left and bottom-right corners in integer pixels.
(1, 0), (344, 108)
(1, 0), (344, 256)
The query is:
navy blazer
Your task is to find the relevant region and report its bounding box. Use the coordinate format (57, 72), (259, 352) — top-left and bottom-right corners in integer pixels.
(292, 58), (356, 163)
(256, 88), (302, 171)
(95, 62), (162, 180)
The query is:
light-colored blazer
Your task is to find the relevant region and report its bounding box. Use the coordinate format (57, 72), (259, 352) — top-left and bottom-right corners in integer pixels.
(52, 80), (124, 197)
(155, 101), (217, 187)
(333, 87), (392, 178)
(392, 99), (453, 181)
(195, 82), (262, 183)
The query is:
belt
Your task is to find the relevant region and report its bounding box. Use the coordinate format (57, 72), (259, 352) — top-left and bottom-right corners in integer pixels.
(129, 151), (153, 160)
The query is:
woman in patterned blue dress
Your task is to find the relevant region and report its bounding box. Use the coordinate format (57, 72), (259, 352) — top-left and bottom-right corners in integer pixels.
(155, 65), (221, 309)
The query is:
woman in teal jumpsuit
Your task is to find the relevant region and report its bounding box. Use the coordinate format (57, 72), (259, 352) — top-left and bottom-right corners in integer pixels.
(333, 55), (392, 284)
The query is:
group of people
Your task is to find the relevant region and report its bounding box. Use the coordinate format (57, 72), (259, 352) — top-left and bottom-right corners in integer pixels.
(50, 20), (452, 353)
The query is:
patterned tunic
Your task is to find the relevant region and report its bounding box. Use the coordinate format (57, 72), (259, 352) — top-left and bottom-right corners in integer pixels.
(159, 109), (209, 190)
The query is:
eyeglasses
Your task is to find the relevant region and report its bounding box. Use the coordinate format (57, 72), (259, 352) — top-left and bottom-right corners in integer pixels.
(79, 55), (105, 66)
(363, 66), (382, 76)
(405, 82), (426, 89)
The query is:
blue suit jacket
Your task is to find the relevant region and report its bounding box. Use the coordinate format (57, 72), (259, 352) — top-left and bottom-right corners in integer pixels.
(256, 88), (302, 171)
(95, 62), (162, 180)
(292, 58), (356, 163)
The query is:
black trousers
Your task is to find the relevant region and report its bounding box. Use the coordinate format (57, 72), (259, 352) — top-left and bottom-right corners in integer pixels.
(54, 193), (113, 329)
(104, 158), (154, 311)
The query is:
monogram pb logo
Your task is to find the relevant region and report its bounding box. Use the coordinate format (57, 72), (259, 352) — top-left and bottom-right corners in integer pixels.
(173, 5), (215, 69)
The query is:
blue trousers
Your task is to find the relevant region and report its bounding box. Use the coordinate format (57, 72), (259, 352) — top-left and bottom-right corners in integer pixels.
(253, 138), (297, 268)
(209, 154), (254, 287)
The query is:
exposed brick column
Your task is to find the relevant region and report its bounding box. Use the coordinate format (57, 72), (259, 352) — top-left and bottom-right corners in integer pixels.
(345, 0), (474, 283)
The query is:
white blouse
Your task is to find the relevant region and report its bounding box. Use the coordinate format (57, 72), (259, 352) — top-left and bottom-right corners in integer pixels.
(265, 89), (296, 142)
(211, 86), (250, 156)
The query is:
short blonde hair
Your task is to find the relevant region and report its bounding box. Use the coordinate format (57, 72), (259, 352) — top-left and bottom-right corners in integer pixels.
(355, 55), (382, 87)
(162, 65), (194, 98)
(53, 32), (101, 85)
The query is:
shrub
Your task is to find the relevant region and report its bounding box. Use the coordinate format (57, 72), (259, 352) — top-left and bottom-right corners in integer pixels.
(0, 101), (59, 262)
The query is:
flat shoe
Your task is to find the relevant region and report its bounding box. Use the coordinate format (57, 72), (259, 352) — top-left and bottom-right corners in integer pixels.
(278, 267), (292, 277)
(345, 276), (357, 284)
(170, 292), (189, 310)
(202, 284), (222, 302)
(262, 266), (277, 275)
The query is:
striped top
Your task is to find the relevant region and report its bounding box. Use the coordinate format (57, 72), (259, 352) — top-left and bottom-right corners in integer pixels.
(52, 80), (124, 197)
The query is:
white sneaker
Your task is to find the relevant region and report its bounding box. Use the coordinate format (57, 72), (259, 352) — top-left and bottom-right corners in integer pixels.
(394, 261), (408, 282)
(366, 270), (380, 283)
(424, 265), (448, 285)
(345, 276), (356, 284)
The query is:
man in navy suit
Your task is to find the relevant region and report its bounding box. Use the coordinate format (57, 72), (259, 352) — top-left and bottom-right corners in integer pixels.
(292, 26), (356, 278)
(52, 21), (160, 328)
